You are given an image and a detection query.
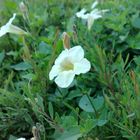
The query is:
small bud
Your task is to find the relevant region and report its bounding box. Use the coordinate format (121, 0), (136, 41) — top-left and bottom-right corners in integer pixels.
(32, 126), (40, 140)
(87, 15), (94, 31)
(62, 32), (70, 49)
(19, 2), (27, 13)
(72, 25), (78, 43)
(19, 2), (29, 21)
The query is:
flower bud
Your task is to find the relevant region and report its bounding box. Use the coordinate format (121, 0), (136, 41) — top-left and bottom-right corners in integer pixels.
(72, 25), (78, 43)
(19, 2), (28, 21)
(32, 126), (40, 140)
(19, 2), (27, 13)
(62, 32), (70, 49)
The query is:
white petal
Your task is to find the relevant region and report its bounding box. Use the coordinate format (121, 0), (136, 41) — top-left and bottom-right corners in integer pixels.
(76, 8), (87, 18)
(7, 13), (16, 26)
(16, 138), (26, 140)
(55, 49), (69, 65)
(0, 13), (16, 37)
(90, 9), (109, 19)
(55, 71), (75, 88)
(0, 24), (9, 37)
(7, 24), (27, 35)
(74, 58), (91, 75)
(81, 13), (90, 19)
(90, 13), (102, 20)
(101, 9), (109, 13)
(91, 1), (98, 9)
(49, 65), (61, 80)
(87, 15), (94, 30)
(90, 9), (100, 14)
(69, 46), (84, 62)
(0, 13), (27, 37)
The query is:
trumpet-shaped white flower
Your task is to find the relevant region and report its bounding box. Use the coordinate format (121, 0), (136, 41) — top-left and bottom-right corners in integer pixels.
(0, 13), (27, 37)
(49, 46), (91, 88)
(76, 1), (108, 30)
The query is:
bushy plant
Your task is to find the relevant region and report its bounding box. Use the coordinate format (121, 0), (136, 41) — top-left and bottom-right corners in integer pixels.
(0, 0), (140, 140)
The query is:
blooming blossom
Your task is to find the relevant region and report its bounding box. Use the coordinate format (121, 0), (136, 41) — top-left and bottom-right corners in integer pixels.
(49, 46), (91, 88)
(0, 13), (27, 37)
(76, 1), (108, 30)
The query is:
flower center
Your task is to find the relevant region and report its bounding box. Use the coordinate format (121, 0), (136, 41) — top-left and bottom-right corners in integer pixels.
(60, 57), (74, 71)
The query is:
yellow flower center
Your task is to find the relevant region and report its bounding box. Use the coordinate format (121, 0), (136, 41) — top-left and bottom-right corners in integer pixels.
(60, 58), (74, 71)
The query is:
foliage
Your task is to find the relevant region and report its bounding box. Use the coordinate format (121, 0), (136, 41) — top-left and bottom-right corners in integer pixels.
(0, 0), (140, 140)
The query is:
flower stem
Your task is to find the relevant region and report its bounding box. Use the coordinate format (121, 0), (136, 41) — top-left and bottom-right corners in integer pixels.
(22, 36), (31, 60)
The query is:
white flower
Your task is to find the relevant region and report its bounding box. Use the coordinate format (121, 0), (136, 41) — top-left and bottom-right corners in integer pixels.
(76, 1), (108, 30)
(49, 46), (91, 88)
(16, 138), (26, 140)
(0, 13), (27, 37)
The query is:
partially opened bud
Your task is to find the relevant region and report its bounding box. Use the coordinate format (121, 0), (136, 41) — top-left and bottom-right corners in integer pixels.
(87, 15), (94, 30)
(8, 24), (28, 35)
(62, 32), (70, 49)
(72, 25), (78, 43)
(32, 126), (37, 137)
(19, 2), (28, 21)
(19, 2), (27, 13)
(31, 126), (40, 140)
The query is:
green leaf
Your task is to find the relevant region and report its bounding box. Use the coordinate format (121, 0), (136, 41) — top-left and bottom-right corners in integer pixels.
(66, 89), (82, 100)
(11, 62), (32, 71)
(48, 102), (54, 119)
(80, 119), (96, 134)
(93, 96), (104, 111)
(54, 116), (82, 140)
(127, 33), (140, 49)
(22, 73), (35, 80)
(37, 94), (44, 112)
(23, 112), (34, 125)
(134, 56), (140, 66)
(97, 119), (107, 126)
(79, 95), (104, 112)
(132, 17), (140, 29)
(8, 135), (17, 140)
(0, 51), (5, 64)
(55, 88), (68, 98)
(38, 41), (52, 55)
(79, 95), (94, 112)
(55, 127), (82, 140)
